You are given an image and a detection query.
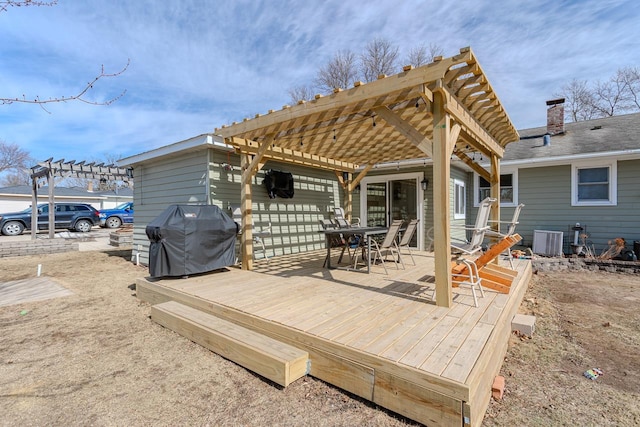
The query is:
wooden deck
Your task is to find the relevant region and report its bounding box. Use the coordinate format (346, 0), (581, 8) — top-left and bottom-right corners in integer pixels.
(136, 250), (532, 427)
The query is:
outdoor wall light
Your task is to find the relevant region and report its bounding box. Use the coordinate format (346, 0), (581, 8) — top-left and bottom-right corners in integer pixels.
(421, 178), (429, 191)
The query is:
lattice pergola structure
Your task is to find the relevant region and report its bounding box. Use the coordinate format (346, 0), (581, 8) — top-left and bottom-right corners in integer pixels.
(29, 158), (132, 239)
(216, 47), (520, 307)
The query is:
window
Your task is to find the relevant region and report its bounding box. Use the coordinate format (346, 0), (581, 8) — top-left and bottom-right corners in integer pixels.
(475, 172), (517, 206)
(454, 179), (465, 219)
(572, 162), (617, 206)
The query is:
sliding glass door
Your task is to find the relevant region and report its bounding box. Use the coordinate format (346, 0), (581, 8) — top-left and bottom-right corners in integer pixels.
(360, 172), (423, 249)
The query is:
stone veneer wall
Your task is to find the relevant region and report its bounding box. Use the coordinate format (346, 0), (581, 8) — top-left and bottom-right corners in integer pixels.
(0, 240), (78, 258)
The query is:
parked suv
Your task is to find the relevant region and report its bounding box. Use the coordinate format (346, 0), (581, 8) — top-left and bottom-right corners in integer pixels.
(99, 202), (134, 228)
(0, 203), (101, 236)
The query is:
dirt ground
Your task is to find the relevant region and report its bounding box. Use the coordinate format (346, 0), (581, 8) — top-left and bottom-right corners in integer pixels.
(1, 249), (639, 427)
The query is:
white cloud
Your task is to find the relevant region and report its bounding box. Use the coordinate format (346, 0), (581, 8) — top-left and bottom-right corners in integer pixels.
(1, 0), (639, 162)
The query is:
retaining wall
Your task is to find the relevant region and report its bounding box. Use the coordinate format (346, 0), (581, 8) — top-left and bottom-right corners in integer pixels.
(533, 257), (640, 274)
(0, 239), (79, 258)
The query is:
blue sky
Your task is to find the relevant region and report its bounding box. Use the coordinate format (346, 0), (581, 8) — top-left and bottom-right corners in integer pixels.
(1, 0), (639, 164)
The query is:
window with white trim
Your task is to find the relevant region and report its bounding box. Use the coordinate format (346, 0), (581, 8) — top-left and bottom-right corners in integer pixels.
(454, 179), (465, 219)
(475, 172), (517, 206)
(572, 162), (617, 206)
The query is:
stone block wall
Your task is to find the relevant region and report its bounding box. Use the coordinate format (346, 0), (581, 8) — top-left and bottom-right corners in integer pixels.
(0, 239), (79, 258)
(533, 257), (640, 274)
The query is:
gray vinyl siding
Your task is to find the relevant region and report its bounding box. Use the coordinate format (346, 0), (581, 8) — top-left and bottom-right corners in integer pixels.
(219, 158), (343, 258)
(131, 150), (210, 265)
(466, 158), (640, 255)
(516, 159), (640, 254)
(131, 148), (343, 265)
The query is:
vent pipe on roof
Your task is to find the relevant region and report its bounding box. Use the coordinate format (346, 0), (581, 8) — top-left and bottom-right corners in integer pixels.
(543, 133), (551, 146)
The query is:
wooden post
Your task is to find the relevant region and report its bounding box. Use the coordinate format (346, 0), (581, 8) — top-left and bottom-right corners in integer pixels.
(240, 153), (253, 271)
(490, 154), (501, 264)
(432, 88), (453, 308)
(48, 172), (55, 239)
(345, 172), (353, 222)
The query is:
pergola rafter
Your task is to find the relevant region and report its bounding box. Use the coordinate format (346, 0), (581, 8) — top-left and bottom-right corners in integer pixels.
(216, 46), (519, 307)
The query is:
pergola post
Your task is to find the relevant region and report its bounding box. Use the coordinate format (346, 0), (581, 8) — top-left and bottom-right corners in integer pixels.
(490, 153), (501, 231)
(47, 172), (55, 239)
(240, 153), (254, 270)
(30, 178), (38, 240)
(432, 89), (454, 308)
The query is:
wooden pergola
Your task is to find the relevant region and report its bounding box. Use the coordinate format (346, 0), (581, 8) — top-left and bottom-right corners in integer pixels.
(30, 159), (132, 239)
(216, 47), (519, 308)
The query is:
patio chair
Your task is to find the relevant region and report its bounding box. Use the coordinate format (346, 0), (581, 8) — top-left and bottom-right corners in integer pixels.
(485, 203), (525, 268)
(398, 219), (419, 265)
(333, 207), (360, 227)
(319, 218), (350, 267)
(450, 197), (496, 257)
(230, 205), (272, 263)
(450, 197), (495, 304)
(369, 219), (404, 274)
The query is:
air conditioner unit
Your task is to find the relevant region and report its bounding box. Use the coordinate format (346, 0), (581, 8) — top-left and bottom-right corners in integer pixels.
(532, 230), (564, 257)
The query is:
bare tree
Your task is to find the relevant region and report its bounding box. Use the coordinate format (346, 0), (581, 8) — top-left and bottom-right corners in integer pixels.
(287, 84), (314, 104)
(591, 73), (632, 117)
(1, 169), (31, 186)
(617, 66), (640, 110)
(405, 43), (444, 67)
(315, 50), (359, 93)
(558, 79), (598, 122)
(360, 38), (399, 82)
(0, 140), (32, 187)
(0, 140), (31, 173)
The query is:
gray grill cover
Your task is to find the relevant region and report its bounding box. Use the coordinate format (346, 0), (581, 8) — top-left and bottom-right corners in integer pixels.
(145, 205), (238, 277)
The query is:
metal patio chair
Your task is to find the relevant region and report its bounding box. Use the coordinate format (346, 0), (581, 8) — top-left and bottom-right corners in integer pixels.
(398, 219), (419, 265)
(333, 207), (360, 227)
(369, 219), (404, 274)
(485, 203), (525, 268)
(230, 205), (272, 263)
(450, 197), (496, 306)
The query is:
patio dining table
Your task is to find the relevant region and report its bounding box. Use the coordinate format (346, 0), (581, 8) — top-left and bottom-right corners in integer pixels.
(321, 226), (388, 273)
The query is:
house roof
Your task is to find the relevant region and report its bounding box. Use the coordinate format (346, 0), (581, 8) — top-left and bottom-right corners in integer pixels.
(216, 47), (519, 173)
(118, 134), (229, 167)
(503, 112), (640, 164)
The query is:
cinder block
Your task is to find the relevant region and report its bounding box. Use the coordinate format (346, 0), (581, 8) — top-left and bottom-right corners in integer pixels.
(492, 375), (505, 400)
(512, 313), (536, 336)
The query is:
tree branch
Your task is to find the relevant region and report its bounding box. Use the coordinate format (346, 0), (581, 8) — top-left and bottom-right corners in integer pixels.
(1, 59), (130, 109)
(0, 0), (57, 12)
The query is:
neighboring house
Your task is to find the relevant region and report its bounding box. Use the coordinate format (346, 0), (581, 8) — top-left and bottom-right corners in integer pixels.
(119, 135), (474, 266)
(0, 185), (133, 213)
(471, 101), (640, 255)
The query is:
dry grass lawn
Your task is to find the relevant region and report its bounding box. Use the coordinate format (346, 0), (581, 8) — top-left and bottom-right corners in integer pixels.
(1, 249), (638, 426)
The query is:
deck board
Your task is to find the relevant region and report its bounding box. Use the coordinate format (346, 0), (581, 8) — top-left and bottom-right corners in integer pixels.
(136, 249), (532, 427)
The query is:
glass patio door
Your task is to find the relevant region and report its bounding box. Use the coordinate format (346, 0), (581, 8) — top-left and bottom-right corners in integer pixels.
(361, 173), (422, 249)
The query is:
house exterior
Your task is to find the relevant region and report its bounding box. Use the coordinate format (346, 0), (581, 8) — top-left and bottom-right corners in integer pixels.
(118, 134), (479, 266)
(0, 185), (133, 213)
(470, 104), (640, 255)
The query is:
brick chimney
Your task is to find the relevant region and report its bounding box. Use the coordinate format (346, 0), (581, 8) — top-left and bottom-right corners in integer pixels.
(546, 98), (565, 135)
